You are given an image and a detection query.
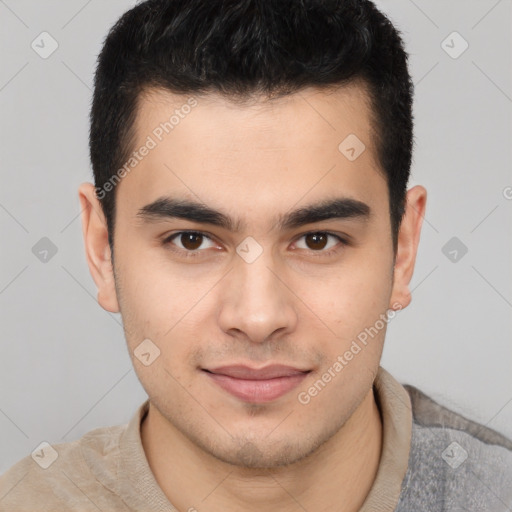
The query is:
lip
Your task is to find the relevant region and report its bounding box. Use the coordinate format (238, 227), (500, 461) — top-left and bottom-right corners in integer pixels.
(203, 364), (310, 403)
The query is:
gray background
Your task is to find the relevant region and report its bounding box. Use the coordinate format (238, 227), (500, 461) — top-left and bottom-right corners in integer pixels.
(0, 0), (511, 474)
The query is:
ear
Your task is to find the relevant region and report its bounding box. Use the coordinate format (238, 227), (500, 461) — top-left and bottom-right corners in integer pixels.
(389, 185), (427, 310)
(78, 183), (120, 313)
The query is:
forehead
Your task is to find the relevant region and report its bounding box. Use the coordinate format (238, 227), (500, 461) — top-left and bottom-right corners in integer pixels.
(134, 82), (377, 153)
(119, 83), (387, 221)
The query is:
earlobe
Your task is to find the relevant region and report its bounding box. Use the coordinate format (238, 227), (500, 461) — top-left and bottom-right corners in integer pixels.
(78, 183), (120, 313)
(389, 185), (427, 310)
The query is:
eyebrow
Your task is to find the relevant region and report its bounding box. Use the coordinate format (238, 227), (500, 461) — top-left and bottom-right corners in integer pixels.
(136, 196), (371, 232)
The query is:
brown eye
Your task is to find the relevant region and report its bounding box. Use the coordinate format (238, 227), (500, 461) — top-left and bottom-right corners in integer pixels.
(164, 231), (216, 253)
(304, 233), (328, 250)
(180, 232), (204, 250)
(293, 232), (345, 255)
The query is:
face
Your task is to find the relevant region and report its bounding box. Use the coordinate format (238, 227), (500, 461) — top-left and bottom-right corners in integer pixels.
(81, 83), (421, 469)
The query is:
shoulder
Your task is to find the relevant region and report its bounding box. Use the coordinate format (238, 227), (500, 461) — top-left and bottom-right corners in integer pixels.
(396, 384), (512, 511)
(0, 424), (127, 511)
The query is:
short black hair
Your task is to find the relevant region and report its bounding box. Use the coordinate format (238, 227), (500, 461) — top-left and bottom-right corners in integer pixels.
(89, 0), (414, 257)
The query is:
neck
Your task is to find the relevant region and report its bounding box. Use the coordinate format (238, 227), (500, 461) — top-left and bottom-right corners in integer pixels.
(141, 387), (383, 512)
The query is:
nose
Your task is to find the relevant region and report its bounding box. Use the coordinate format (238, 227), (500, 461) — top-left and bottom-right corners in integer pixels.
(217, 248), (299, 344)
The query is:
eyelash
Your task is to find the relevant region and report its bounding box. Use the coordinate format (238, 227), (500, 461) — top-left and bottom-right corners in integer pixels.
(161, 231), (349, 259)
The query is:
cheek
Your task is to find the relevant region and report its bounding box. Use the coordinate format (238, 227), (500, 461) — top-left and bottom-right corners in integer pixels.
(294, 269), (390, 413)
(117, 244), (207, 320)
(309, 258), (393, 338)
(117, 266), (203, 396)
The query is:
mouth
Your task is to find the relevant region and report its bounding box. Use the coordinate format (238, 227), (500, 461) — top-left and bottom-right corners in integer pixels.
(202, 364), (311, 403)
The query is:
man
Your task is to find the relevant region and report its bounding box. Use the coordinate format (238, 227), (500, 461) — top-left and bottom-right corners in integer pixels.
(1, 0), (511, 510)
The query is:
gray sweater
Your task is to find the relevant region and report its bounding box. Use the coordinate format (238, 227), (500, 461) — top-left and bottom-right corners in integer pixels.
(395, 384), (512, 511)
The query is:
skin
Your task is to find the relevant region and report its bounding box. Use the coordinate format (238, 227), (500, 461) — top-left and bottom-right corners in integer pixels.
(79, 82), (426, 512)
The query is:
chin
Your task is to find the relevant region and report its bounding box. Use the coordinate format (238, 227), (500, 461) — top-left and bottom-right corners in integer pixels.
(200, 429), (331, 470)
(215, 441), (307, 469)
